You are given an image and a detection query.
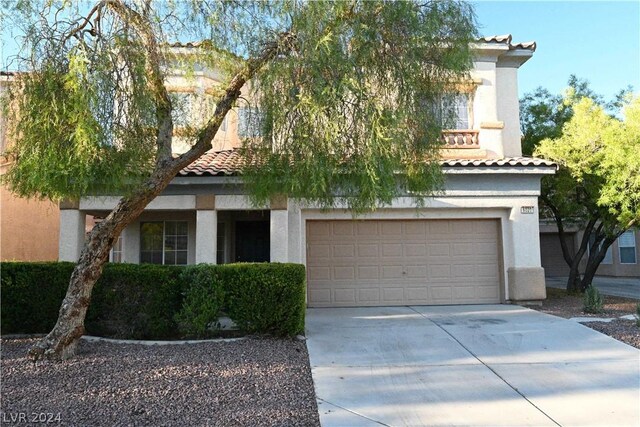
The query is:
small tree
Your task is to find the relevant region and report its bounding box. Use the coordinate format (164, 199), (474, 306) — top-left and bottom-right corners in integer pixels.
(534, 96), (640, 293)
(1, 0), (477, 359)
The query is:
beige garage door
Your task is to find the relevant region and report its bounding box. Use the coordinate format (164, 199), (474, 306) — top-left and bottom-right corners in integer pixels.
(306, 219), (501, 307)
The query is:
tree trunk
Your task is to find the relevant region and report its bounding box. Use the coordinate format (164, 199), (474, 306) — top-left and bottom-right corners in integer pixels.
(27, 32), (290, 360)
(564, 219), (597, 294)
(580, 235), (616, 292)
(28, 177), (175, 361)
(566, 263), (582, 294)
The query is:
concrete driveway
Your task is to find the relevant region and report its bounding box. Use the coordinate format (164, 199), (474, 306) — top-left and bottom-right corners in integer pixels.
(306, 305), (640, 426)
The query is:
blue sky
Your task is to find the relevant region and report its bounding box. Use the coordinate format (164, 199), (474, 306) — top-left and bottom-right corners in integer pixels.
(473, 1), (640, 100)
(2, 1), (638, 101)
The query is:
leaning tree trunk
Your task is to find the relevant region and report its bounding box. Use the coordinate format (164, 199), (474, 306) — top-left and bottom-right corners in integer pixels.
(28, 171), (181, 360)
(27, 33), (290, 360)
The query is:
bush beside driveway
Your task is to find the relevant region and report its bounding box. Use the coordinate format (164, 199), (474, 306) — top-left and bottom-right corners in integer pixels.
(531, 287), (640, 348)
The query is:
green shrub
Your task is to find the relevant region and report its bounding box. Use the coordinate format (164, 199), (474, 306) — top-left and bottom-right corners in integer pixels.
(635, 303), (640, 327)
(583, 285), (604, 314)
(1, 261), (306, 339)
(0, 262), (74, 334)
(175, 265), (224, 338)
(218, 263), (306, 336)
(87, 264), (183, 339)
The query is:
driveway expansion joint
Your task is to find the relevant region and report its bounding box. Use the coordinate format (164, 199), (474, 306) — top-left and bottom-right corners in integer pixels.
(316, 397), (391, 426)
(407, 306), (563, 427)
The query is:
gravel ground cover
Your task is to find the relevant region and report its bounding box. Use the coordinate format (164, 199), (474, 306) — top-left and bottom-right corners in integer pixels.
(0, 337), (320, 427)
(584, 319), (640, 349)
(530, 287), (640, 349)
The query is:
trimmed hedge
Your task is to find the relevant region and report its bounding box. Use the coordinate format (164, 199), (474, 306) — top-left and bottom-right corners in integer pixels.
(218, 263), (306, 336)
(0, 262), (306, 338)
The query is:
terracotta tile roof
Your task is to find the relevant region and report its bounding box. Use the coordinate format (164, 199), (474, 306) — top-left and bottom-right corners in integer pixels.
(178, 149), (556, 177)
(179, 149), (244, 176)
(441, 157), (555, 167)
(477, 34), (536, 52)
(170, 35), (536, 52)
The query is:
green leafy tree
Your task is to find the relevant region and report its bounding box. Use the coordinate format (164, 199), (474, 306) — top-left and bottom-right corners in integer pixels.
(1, 0), (477, 359)
(533, 96), (640, 293)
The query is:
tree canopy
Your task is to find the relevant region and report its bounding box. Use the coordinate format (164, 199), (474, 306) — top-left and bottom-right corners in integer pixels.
(0, 0), (479, 359)
(3, 0), (478, 212)
(530, 86), (640, 292)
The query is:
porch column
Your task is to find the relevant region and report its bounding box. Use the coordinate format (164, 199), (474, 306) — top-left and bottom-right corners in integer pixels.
(195, 195), (217, 264)
(270, 195), (288, 262)
(59, 199), (85, 262)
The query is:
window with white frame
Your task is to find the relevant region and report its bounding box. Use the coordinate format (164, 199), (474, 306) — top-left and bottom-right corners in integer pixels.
(588, 234), (613, 264)
(110, 236), (124, 263)
(619, 231), (637, 264)
(140, 221), (188, 265)
(439, 94), (470, 130)
(170, 92), (216, 129)
(238, 106), (263, 138)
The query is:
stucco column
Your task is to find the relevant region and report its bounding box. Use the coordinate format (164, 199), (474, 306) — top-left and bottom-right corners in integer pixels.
(507, 198), (546, 302)
(195, 195), (217, 264)
(59, 200), (85, 262)
(270, 195), (288, 263)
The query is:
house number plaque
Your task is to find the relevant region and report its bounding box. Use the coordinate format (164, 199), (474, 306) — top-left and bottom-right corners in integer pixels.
(520, 206), (535, 214)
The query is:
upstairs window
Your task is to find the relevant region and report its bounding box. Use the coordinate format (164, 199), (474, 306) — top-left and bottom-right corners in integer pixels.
(439, 94), (470, 130)
(619, 231), (637, 264)
(238, 107), (263, 138)
(170, 92), (216, 129)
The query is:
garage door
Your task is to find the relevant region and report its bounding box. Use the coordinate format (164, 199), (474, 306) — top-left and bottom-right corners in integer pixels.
(540, 233), (574, 277)
(306, 219), (501, 307)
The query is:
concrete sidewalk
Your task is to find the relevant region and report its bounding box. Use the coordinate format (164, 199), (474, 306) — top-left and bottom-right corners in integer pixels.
(306, 305), (640, 426)
(546, 276), (640, 299)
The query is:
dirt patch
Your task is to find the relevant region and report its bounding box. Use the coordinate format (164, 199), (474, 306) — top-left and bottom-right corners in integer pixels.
(0, 337), (320, 426)
(530, 287), (640, 349)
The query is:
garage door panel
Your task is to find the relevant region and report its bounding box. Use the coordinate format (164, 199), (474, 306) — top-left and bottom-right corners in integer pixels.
(358, 288), (380, 303)
(404, 243), (427, 256)
(382, 288), (404, 302)
(334, 288), (356, 304)
(429, 243), (450, 256)
(307, 219), (501, 307)
(308, 266), (331, 281)
(332, 244), (355, 258)
(356, 221), (378, 236)
(332, 221), (355, 236)
(429, 264), (452, 280)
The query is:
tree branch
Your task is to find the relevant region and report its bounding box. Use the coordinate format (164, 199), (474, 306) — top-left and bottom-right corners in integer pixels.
(103, 0), (173, 161)
(171, 31), (297, 172)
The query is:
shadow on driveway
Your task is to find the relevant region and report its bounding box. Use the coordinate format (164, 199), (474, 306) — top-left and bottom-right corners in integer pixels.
(306, 305), (639, 426)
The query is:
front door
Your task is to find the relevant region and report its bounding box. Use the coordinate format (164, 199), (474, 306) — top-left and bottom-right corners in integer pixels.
(235, 221), (270, 262)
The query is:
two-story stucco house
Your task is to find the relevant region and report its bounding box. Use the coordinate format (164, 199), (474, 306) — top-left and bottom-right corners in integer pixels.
(59, 34), (556, 307)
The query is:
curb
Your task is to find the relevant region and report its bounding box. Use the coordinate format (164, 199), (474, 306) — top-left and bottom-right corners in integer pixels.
(81, 335), (247, 345)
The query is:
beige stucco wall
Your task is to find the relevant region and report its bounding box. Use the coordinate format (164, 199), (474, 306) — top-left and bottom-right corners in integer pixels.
(1, 173), (60, 261)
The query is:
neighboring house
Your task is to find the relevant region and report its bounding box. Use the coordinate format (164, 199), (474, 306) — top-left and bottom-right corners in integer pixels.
(0, 72), (60, 262)
(59, 34), (557, 306)
(540, 222), (640, 278)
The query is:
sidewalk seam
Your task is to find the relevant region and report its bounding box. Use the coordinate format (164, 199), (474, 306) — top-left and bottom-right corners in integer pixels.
(408, 306), (562, 427)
